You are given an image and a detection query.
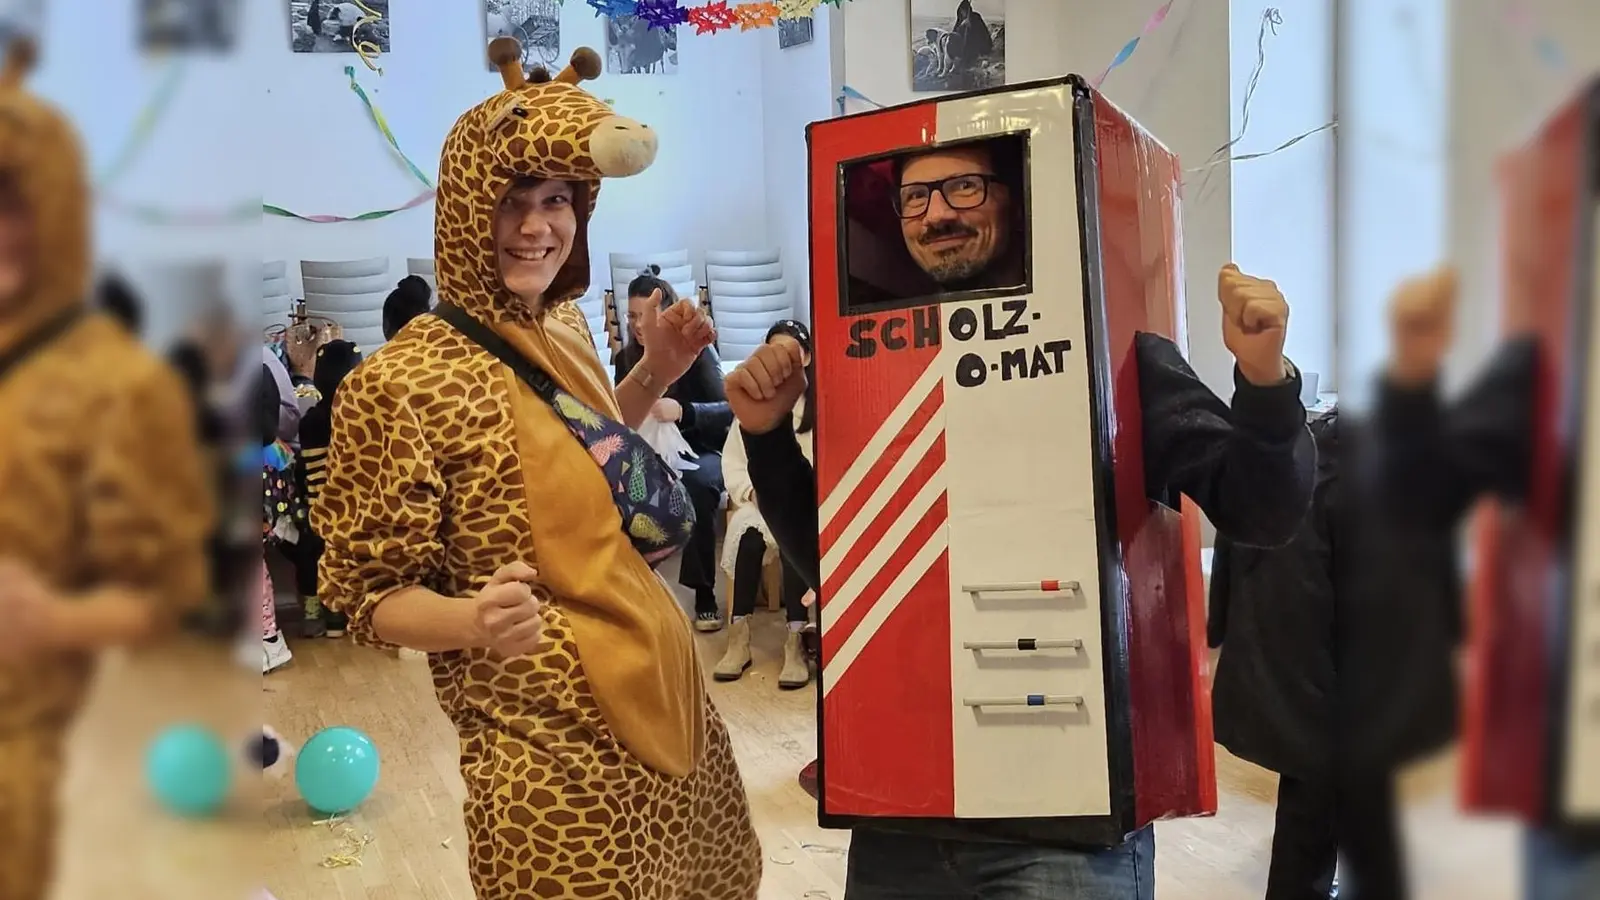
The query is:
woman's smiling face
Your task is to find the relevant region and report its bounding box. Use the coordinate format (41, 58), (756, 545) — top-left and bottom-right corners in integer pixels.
(493, 178), (577, 301)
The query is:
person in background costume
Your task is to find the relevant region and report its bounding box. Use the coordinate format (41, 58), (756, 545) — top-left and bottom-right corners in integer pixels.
(714, 319), (815, 689)
(294, 338), (362, 638)
(0, 39), (211, 900)
(728, 141), (1315, 899)
(613, 266), (733, 632)
(315, 39), (761, 900)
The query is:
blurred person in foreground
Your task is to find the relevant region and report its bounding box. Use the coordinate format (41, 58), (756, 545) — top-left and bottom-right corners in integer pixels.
(1204, 269), (1535, 900)
(1371, 268), (1598, 900)
(0, 39), (212, 900)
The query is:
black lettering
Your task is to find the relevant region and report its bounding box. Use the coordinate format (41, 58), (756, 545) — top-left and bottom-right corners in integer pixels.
(1002, 299), (1029, 336)
(882, 316), (908, 351)
(982, 303), (1007, 341)
(955, 352), (987, 387)
(913, 305), (941, 348)
(1030, 345), (1053, 378)
(1043, 339), (1073, 373)
(949, 307), (978, 342)
(846, 319), (877, 359)
(1000, 347), (1028, 381)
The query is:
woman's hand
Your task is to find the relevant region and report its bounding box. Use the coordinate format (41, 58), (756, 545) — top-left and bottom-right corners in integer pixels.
(650, 398), (682, 422)
(638, 291), (716, 385)
(0, 559), (63, 659)
(472, 562), (544, 658)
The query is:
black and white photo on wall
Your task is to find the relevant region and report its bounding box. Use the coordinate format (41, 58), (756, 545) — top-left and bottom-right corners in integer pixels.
(604, 14), (677, 75)
(910, 0), (1004, 93)
(289, 0), (390, 54)
(484, 0), (560, 72)
(778, 15), (814, 49)
(141, 0), (240, 52)
(0, 0), (40, 53)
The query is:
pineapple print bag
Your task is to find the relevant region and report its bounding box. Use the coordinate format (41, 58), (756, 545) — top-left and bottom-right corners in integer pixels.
(433, 302), (694, 567)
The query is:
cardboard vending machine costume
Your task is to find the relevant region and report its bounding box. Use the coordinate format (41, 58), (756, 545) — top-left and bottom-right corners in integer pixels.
(1462, 76), (1600, 842)
(805, 76), (1216, 846)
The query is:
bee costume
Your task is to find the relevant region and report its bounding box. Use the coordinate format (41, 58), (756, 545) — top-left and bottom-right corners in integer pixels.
(314, 40), (762, 899)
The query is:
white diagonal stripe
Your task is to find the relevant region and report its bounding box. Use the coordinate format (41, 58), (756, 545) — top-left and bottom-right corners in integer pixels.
(821, 409), (945, 574)
(818, 362), (943, 531)
(821, 469), (945, 635)
(823, 529), (948, 698)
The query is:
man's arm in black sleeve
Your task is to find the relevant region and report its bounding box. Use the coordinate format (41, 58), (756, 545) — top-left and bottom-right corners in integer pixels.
(1135, 332), (1315, 548)
(1374, 336), (1535, 528)
(742, 421), (822, 591)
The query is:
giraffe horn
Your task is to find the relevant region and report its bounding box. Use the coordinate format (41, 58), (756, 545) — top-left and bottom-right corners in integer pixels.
(1, 37), (37, 89)
(555, 47), (602, 85)
(488, 37), (526, 90)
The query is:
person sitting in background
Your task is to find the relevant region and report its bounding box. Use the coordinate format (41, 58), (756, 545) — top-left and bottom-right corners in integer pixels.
(613, 266), (733, 631)
(715, 320), (815, 689)
(293, 339), (363, 638)
(95, 272), (142, 337)
(382, 274), (433, 341)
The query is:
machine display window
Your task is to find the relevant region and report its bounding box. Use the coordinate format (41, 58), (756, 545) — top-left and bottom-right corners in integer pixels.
(838, 131), (1033, 316)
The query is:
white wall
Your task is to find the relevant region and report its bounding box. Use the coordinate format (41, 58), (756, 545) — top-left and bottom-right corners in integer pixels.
(1447, 0), (1599, 385)
(255, 0), (771, 301)
(1333, 0), (1447, 409)
(1229, 0), (1336, 393)
(760, 9), (837, 324)
(836, 0), (1236, 392)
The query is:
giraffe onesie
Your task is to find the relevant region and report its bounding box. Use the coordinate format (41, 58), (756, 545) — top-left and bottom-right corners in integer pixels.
(0, 41), (211, 900)
(315, 41), (762, 899)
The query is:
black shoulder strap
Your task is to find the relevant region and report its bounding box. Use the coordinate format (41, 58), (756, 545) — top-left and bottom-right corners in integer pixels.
(0, 307), (86, 385)
(432, 301), (559, 402)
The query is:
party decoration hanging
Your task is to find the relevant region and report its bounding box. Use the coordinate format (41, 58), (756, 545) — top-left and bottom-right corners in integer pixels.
(587, 0), (638, 16)
(344, 65), (434, 188)
(688, 1), (738, 33)
(349, 0), (387, 73)
(735, 1), (780, 31)
(636, 0), (690, 27)
(1092, 0), (1177, 88)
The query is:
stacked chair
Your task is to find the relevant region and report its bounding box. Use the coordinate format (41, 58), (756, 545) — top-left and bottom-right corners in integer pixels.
(300, 257), (390, 351)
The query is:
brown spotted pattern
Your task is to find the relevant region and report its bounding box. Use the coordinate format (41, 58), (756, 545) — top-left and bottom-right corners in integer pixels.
(315, 62), (760, 898)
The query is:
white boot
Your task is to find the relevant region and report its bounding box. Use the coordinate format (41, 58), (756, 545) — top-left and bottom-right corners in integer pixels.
(713, 617), (753, 682)
(778, 628), (810, 690)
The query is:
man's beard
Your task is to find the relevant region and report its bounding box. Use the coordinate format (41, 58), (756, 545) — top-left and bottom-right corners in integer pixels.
(918, 222), (992, 284)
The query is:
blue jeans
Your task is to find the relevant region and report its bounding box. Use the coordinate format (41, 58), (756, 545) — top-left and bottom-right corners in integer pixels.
(1524, 828), (1600, 900)
(844, 826), (1155, 899)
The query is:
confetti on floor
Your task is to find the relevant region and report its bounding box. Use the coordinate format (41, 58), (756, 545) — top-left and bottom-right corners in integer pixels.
(318, 826), (375, 868)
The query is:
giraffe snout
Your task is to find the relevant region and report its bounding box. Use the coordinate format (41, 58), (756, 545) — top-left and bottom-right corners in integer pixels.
(590, 114), (658, 177)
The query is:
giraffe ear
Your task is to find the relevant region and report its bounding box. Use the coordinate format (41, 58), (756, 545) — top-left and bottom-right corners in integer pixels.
(555, 47), (602, 85)
(1, 38), (37, 89)
(488, 37), (526, 90)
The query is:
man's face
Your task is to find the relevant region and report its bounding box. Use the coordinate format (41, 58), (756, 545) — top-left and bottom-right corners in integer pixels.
(897, 145), (1011, 285)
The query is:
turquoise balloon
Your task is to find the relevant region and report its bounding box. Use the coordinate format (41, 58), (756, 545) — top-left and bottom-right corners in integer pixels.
(295, 726), (380, 814)
(145, 724), (232, 818)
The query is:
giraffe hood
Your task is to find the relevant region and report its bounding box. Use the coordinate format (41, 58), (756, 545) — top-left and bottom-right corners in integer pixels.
(0, 39), (91, 353)
(435, 39), (657, 323)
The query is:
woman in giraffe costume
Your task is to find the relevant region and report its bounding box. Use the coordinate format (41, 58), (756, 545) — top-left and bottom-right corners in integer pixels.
(315, 39), (762, 899)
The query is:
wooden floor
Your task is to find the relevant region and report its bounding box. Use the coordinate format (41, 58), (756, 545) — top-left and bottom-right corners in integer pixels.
(41, 604), (1520, 900)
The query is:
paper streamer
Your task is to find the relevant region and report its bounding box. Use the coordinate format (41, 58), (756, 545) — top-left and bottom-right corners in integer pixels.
(97, 60), (186, 187)
(350, 0), (386, 73)
(1092, 0), (1177, 88)
(344, 66), (434, 188)
(835, 84), (882, 115)
(264, 189), (436, 223)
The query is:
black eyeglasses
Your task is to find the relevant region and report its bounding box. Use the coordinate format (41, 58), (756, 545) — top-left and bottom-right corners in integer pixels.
(893, 173), (1000, 219)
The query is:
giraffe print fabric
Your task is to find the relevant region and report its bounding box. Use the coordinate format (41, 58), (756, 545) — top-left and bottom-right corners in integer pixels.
(314, 39), (761, 899)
